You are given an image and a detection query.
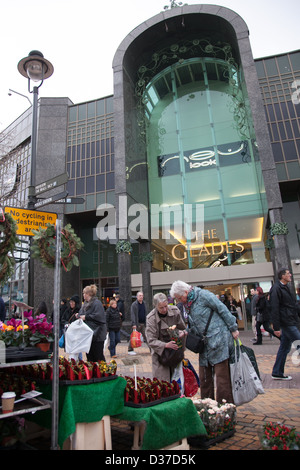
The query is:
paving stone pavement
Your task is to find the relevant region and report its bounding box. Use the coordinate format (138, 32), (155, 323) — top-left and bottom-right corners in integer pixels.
(108, 329), (300, 451)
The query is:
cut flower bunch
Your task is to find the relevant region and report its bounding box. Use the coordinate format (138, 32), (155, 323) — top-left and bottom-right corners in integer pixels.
(0, 311), (54, 347)
(167, 325), (183, 348)
(259, 421), (300, 450)
(192, 397), (236, 439)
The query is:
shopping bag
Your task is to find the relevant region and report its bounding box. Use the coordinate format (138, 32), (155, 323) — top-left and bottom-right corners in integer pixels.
(182, 365), (199, 397)
(65, 319), (93, 354)
(230, 342), (264, 406)
(182, 358), (200, 386)
(59, 333), (65, 348)
(130, 329), (142, 348)
(172, 362), (185, 394)
(229, 339), (261, 379)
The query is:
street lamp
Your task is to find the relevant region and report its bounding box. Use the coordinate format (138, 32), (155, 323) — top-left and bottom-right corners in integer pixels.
(17, 51), (54, 307)
(17, 50), (54, 209)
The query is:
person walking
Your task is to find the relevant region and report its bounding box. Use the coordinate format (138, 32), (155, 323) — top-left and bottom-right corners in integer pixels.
(128, 291), (148, 354)
(76, 284), (107, 362)
(170, 280), (239, 404)
(106, 298), (122, 358)
(270, 268), (300, 380)
(253, 287), (279, 345)
(250, 288), (258, 341)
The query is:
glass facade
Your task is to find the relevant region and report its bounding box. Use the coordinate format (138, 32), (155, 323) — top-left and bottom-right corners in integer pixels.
(66, 96), (115, 213)
(66, 96), (141, 284)
(255, 51), (300, 181)
(143, 57), (269, 271)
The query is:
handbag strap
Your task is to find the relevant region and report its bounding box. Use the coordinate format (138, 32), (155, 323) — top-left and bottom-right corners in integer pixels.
(203, 310), (214, 336)
(188, 310), (214, 336)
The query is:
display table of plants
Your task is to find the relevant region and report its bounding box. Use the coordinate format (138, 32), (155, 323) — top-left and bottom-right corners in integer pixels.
(0, 312), (54, 362)
(0, 357), (118, 390)
(188, 397), (237, 448)
(124, 376), (180, 407)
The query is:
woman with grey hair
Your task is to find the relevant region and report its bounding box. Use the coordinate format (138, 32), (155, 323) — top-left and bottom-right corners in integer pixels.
(170, 280), (239, 404)
(145, 292), (187, 381)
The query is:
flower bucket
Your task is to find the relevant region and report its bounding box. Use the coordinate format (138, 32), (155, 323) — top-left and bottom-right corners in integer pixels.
(36, 342), (50, 352)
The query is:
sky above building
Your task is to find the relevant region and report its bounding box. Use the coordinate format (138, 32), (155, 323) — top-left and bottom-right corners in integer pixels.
(0, 0), (299, 131)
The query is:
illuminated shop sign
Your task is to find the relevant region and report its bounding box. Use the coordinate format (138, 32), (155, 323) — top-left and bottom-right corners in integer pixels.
(157, 140), (252, 177)
(170, 228), (245, 261)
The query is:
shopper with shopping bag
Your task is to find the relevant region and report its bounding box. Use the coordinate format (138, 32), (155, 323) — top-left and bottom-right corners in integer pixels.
(170, 280), (239, 404)
(65, 318), (93, 360)
(76, 284), (107, 362)
(230, 340), (264, 406)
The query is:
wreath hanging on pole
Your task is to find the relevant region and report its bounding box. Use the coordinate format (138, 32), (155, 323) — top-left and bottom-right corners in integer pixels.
(31, 222), (84, 272)
(0, 211), (20, 286)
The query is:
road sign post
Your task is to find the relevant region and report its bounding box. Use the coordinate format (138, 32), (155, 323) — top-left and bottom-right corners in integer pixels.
(34, 191), (69, 209)
(35, 173), (69, 196)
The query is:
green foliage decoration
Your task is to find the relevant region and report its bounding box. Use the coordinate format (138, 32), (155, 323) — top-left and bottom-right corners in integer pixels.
(269, 222), (289, 236)
(31, 222), (84, 271)
(115, 240), (132, 254)
(0, 212), (20, 286)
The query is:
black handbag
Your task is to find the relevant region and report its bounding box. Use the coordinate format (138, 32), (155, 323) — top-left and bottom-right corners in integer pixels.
(158, 346), (184, 368)
(186, 310), (214, 354)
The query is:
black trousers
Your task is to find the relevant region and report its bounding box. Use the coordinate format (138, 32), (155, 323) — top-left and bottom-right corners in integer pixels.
(255, 320), (277, 343)
(87, 340), (105, 362)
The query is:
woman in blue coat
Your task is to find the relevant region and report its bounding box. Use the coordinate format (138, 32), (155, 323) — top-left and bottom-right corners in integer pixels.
(170, 280), (239, 404)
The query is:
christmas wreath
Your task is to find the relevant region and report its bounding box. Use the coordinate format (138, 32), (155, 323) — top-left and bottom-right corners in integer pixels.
(31, 222), (84, 272)
(0, 211), (20, 286)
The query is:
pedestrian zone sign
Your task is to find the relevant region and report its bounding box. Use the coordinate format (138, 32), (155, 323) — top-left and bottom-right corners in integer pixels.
(5, 206), (57, 236)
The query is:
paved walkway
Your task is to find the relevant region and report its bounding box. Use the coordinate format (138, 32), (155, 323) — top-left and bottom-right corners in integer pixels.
(108, 330), (300, 451)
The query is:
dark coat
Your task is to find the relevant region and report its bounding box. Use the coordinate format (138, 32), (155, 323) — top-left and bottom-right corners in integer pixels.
(130, 299), (148, 327)
(64, 305), (80, 324)
(106, 306), (122, 331)
(256, 296), (270, 322)
(270, 281), (300, 331)
(79, 297), (107, 342)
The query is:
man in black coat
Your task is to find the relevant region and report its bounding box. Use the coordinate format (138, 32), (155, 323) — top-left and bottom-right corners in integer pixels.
(270, 268), (300, 380)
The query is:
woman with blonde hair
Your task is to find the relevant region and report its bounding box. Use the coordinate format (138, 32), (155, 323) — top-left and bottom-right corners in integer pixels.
(77, 284), (107, 362)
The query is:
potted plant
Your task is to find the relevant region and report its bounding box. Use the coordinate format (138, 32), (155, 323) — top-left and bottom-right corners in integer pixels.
(0, 320), (30, 347)
(259, 421), (300, 450)
(24, 312), (54, 351)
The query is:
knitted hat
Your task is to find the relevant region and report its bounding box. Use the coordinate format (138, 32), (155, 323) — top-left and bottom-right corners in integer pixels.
(70, 295), (80, 304)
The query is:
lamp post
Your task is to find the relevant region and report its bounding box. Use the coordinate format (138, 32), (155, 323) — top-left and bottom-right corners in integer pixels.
(17, 50), (54, 210)
(17, 51), (54, 305)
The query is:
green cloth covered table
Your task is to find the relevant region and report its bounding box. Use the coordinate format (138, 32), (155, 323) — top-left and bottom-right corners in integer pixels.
(116, 397), (207, 450)
(33, 376), (126, 449)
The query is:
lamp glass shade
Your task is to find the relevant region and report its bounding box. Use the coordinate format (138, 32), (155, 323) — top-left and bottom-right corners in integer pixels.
(25, 60), (46, 82)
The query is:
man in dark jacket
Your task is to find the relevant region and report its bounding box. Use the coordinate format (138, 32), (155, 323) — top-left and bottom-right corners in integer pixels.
(128, 291), (148, 354)
(270, 268), (300, 380)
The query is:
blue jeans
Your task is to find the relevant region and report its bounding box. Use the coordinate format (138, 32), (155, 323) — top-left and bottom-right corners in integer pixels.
(272, 325), (300, 376)
(109, 330), (120, 357)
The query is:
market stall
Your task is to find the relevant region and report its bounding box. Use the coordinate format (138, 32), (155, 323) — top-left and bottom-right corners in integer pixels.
(33, 377), (126, 449)
(115, 397), (207, 450)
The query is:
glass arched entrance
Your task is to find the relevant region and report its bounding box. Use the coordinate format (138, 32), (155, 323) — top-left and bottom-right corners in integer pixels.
(142, 57), (269, 271)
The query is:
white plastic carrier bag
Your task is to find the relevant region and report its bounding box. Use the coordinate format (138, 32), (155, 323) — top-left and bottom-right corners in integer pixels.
(65, 319), (93, 354)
